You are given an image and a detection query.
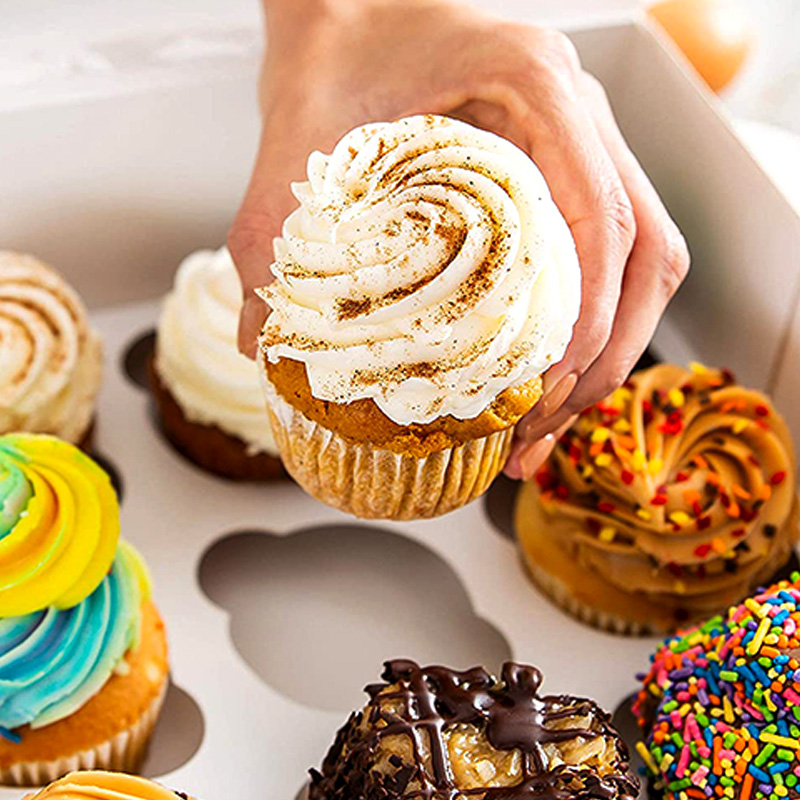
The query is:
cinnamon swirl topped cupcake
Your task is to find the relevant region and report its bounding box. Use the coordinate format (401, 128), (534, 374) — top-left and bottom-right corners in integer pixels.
(0, 253), (102, 449)
(309, 659), (638, 800)
(258, 114), (581, 519)
(515, 363), (799, 635)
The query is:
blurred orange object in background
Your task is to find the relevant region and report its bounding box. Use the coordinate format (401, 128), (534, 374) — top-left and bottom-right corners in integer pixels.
(648, 0), (752, 93)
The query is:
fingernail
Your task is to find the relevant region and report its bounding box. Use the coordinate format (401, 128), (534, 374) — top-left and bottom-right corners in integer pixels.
(520, 434), (555, 482)
(519, 371), (579, 443)
(541, 371), (579, 417)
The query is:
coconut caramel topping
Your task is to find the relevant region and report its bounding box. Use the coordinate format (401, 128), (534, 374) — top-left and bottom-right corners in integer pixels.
(258, 115), (580, 426)
(309, 660), (638, 800)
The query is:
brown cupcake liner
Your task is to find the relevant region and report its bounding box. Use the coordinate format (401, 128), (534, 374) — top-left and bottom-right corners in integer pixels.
(261, 369), (514, 520)
(0, 677), (168, 787)
(523, 558), (653, 637)
(148, 356), (286, 482)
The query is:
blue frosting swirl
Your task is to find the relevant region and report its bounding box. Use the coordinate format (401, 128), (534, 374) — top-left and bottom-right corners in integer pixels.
(0, 541), (147, 731)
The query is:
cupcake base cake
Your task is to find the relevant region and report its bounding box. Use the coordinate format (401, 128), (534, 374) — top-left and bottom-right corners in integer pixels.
(149, 358), (285, 481)
(262, 356), (536, 518)
(0, 602), (169, 787)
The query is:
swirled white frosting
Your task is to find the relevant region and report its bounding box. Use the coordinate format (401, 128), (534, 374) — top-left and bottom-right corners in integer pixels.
(155, 246), (278, 455)
(0, 252), (102, 443)
(258, 115), (581, 426)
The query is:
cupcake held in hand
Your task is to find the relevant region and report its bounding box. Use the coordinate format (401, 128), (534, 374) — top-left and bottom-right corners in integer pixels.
(0, 253), (102, 449)
(635, 574), (800, 800)
(151, 246), (284, 480)
(310, 659), (638, 800)
(25, 770), (197, 799)
(258, 114), (581, 519)
(0, 434), (169, 786)
(515, 363), (798, 635)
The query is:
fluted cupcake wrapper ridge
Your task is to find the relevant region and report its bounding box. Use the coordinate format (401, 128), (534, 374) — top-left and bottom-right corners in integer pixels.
(260, 363), (514, 520)
(522, 558), (652, 637)
(0, 677), (168, 788)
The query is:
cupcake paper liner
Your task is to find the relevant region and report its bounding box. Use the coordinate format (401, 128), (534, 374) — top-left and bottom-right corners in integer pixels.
(260, 365), (514, 520)
(522, 558), (652, 637)
(1, 677), (168, 787)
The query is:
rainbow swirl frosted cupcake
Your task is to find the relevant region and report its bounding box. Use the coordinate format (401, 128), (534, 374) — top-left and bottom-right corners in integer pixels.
(24, 770), (196, 799)
(0, 253), (102, 449)
(258, 114), (580, 519)
(0, 434), (169, 786)
(635, 574), (800, 800)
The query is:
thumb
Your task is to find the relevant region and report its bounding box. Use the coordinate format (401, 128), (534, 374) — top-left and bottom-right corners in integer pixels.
(228, 109), (313, 358)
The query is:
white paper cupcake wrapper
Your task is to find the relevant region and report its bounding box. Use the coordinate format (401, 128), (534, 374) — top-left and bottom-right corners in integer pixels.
(260, 362), (514, 520)
(524, 559), (651, 637)
(1, 677), (168, 787)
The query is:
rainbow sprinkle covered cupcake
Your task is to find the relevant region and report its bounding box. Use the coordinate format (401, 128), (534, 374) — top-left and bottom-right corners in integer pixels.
(0, 434), (169, 786)
(635, 574), (800, 800)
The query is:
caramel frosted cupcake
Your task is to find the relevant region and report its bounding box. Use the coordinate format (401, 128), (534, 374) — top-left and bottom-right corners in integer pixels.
(258, 114), (581, 519)
(151, 246), (283, 480)
(0, 253), (102, 449)
(25, 770), (196, 799)
(515, 363), (798, 635)
(0, 434), (168, 786)
(309, 659), (638, 800)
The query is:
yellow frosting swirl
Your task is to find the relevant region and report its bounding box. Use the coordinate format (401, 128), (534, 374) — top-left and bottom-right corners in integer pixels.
(26, 771), (191, 800)
(0, 433), (119, 616)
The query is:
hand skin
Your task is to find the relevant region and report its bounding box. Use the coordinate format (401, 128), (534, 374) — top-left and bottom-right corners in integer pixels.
(228, 0), (690, 480)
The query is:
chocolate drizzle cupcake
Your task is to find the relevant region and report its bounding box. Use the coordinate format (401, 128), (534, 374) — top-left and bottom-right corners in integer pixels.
(309, 660), (638, 800)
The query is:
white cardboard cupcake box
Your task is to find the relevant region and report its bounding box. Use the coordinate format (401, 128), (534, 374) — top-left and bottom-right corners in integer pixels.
(2, 12), (800, 800)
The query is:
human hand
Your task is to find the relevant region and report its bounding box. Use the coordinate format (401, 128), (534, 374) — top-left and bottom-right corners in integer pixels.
(228, 0), (690, 479)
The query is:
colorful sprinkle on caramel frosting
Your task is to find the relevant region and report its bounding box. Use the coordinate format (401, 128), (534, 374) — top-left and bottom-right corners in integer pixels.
(634, 574), (800, 800)
(521, 363), (798, 633)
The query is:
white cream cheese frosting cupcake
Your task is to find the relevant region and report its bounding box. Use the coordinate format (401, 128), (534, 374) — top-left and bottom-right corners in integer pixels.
(0, 252), (102, 448)
(151, 246), (283, 480)
(258, 114), (581, 518)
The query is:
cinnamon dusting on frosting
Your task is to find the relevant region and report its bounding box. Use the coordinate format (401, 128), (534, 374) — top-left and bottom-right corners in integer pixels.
(259, 114), (580, 426)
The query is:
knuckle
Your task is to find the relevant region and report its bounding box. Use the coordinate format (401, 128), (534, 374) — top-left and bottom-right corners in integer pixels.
(656, 225), (691, 295)
(536, 28), (582, 74)
(580, 72), (610, 108)
(580, 316), (615, 367)
(601, 182), (637, 251)
(501, 24), (581, 83)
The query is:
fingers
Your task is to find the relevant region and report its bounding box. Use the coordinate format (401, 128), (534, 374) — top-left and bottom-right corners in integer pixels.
(505, 34), (636, 427)
(504, 415), (577, 481)
(516, 71), (689, 444)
